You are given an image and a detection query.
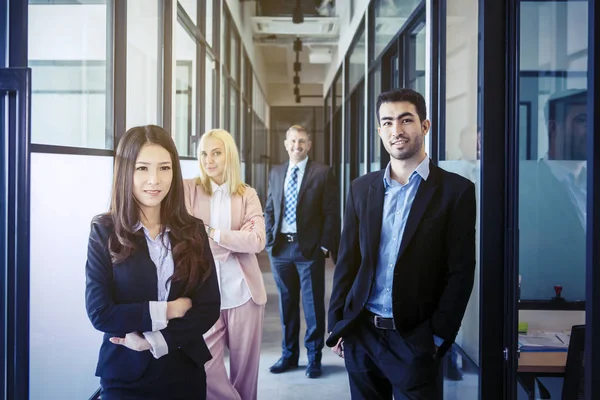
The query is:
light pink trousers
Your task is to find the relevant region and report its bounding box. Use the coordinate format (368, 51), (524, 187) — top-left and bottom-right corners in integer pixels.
(204, 299), (265, 400)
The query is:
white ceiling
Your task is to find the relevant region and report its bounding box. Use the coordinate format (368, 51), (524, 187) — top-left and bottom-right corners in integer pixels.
(249, 6), (341, 97)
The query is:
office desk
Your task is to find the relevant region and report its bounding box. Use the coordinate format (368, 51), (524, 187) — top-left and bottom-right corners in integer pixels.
(518, 352), (567, 400)
(518, 351), (567, 373)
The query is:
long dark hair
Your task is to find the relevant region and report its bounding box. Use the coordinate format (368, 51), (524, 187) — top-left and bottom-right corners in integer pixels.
(95, 125), (211, 294)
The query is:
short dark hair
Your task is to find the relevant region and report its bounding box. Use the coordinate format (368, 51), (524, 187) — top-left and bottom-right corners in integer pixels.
(376, 88), (427, 125)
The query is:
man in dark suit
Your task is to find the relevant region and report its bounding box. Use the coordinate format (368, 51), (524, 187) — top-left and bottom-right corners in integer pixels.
(327, 88), (476, 399)
(265, 124), (339, 379)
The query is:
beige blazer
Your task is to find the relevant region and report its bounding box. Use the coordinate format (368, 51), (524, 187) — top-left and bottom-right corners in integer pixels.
(183, 178), (267, 306)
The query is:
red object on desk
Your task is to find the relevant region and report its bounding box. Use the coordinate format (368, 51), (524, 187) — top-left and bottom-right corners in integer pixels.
(554, 285), (563, 297)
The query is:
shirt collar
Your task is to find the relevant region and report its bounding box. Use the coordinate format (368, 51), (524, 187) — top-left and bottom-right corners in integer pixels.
(210, 179), (229, 193)
(133, 222), (171, 235)
(288, 157), (309, 173)
(383, 155), (430, 188)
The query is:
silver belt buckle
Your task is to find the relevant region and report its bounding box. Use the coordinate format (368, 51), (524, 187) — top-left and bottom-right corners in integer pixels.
(286, 234), (294, 242)
(373, 315), (394, 330)
(373, 315), (383, 329)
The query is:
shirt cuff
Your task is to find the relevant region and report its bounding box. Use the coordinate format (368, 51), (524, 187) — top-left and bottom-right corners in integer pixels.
(321, 246), (328, 252)
(214, 229), (221, 244)
(434, 335), (445, 347)
(143, 331), (169, 359)
(149, 301), (168, 331)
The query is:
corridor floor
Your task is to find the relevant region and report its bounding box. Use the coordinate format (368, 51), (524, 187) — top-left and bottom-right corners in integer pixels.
(255, 252), (350, 399)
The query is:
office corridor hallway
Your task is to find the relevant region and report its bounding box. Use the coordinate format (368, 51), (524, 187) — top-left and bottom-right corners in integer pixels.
(254, 252), (350, 399)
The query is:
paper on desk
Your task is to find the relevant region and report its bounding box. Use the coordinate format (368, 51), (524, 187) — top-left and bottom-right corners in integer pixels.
(555, 332), (571, 346)
(518, 332), (569, 352)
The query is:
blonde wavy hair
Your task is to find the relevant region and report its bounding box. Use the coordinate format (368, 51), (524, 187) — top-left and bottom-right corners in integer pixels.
(195, 129), (247, 197)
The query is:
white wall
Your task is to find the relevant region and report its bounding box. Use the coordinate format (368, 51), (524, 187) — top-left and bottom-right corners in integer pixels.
(519, 310), (585, 332)
(29, 153), (113, 400)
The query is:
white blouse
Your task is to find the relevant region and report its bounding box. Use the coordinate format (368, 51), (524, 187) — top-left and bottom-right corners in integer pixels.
(134, 224), (172, 359)
(210, 180), (252, 309)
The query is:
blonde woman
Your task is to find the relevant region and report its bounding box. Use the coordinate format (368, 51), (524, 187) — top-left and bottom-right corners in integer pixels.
(183, 129), (267, 400)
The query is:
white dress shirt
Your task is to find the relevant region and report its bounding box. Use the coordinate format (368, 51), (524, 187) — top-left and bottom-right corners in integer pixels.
(210, 180), (252, 309)
(280, 156), (309, 234)
(135, 224), (172, 359)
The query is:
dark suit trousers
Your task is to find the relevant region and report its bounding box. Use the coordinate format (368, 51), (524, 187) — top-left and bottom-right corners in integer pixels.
(343, 313), (441, 400)
(100, 348), (206, 400)
(269, 240), (326, 362)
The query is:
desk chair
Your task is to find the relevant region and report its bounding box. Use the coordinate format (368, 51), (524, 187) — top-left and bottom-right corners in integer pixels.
(562, 324), (585, 400)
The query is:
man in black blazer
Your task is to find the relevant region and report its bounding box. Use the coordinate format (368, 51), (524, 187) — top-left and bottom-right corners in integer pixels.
(265, 125), (339, 379)
(327, 89), (476, 399)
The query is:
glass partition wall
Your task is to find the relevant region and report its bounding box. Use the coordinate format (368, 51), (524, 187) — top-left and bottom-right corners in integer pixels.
(514, 1), (590, 399)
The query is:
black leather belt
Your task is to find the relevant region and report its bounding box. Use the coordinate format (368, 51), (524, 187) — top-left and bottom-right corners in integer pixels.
(279, 233), (298, 243)
(367, 311), (396, 330)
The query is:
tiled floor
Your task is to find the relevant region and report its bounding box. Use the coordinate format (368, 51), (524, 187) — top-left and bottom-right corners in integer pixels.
(249, 251), (479, 399)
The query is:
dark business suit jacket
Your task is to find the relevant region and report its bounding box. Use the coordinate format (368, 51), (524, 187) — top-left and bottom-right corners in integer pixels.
(85, 216), (221, 383)
(264, 159), (340, 261)
(327, 161), (476, 350)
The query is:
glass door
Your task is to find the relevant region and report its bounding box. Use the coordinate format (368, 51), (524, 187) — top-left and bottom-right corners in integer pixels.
(514, 1), (590, 399)
(437, 0), (481, 398)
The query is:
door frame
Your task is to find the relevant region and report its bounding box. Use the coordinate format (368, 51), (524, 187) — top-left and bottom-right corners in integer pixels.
(586, 0), (600, 397)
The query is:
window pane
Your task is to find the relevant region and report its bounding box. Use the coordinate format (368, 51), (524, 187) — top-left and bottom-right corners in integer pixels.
(28, 2), (111, 149)
(348, 27), (365, 93)
(373, 0), (421, 62)
(438, 0), (480, 398)
(127, 0), (161, 129)
(230, 86), (239, 142)
(205, 0), (214, 48)
(518, 1), (588, 303)
(179, 0), (197, 24)
(334, 70), (343, 112)
(205, 55), (215, 133)
(370, 65), (381, 172)
(407, 21), (426, 95)
(175, 23), (197, 157)
(230, 31), (240, 83)
(252, 113), (268, 204)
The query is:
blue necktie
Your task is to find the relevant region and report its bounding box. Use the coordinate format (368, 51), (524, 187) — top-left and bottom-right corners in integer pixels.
(284, 166), (299, 226)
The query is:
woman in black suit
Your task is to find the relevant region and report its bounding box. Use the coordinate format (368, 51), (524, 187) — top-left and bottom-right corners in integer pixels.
(85, 125), (220, 400)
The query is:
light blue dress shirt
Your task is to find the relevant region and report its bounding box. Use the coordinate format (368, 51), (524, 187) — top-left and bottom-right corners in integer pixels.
(365, 158), (444, 346)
